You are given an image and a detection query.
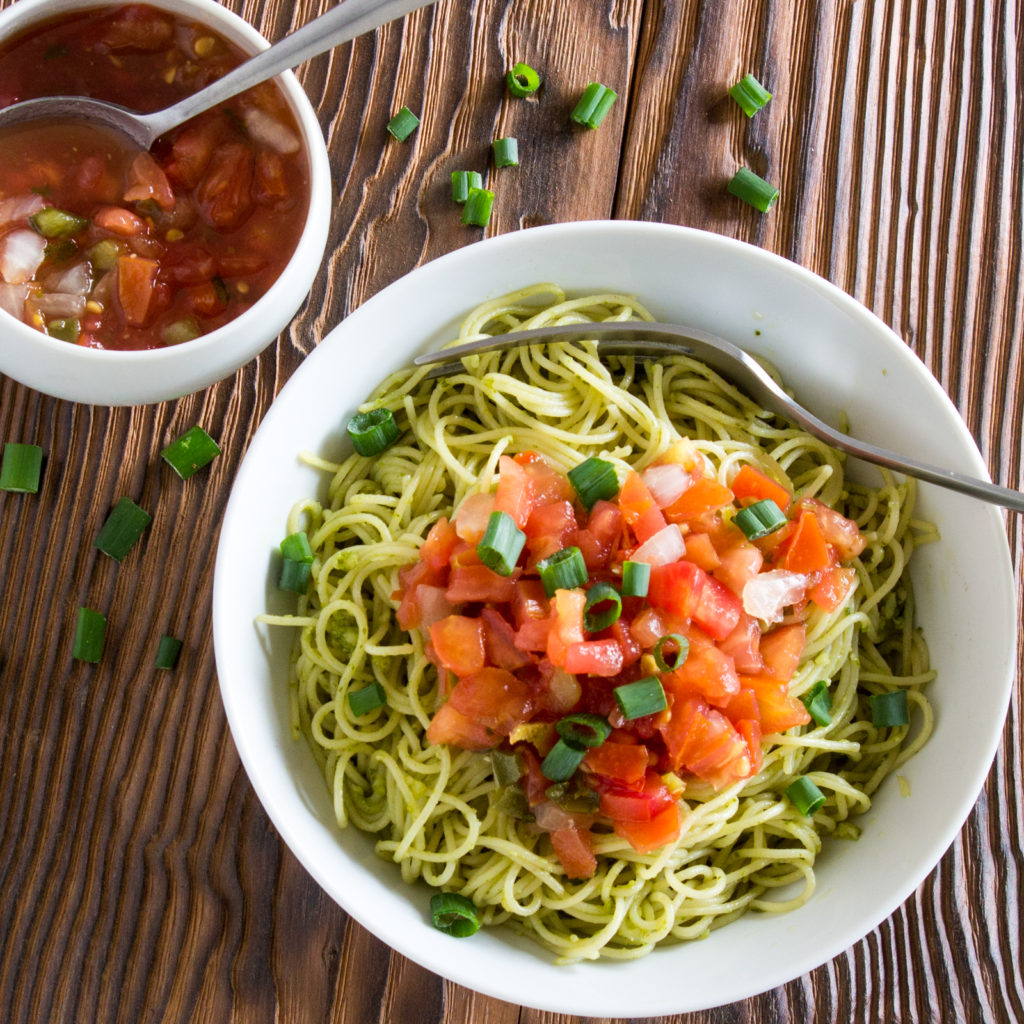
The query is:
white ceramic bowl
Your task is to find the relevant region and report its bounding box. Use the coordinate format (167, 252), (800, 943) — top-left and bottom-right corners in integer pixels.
(0, 0), (331, 406)
(213, 221), (1017, 1016)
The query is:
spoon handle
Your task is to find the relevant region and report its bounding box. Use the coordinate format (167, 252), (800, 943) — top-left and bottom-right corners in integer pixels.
(139, 0), (437, 141)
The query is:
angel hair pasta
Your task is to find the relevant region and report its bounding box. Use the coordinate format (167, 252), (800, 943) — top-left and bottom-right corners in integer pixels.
(263, 285), (936, 963)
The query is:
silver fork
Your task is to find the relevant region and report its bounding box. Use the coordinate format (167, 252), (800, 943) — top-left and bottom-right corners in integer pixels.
(413, 321), (1024, 514)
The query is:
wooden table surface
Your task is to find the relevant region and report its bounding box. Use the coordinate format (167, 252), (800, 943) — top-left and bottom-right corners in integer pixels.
(1, 1), (1022, 1021)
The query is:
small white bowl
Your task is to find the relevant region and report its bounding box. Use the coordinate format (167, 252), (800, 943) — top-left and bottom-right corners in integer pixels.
(213, 221), (1017, 1016)
(0, 0), (331, 406)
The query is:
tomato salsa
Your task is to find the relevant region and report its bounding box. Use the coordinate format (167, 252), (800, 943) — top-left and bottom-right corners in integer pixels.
(0, 4), (310, 351)
(395, 444), (866, 879)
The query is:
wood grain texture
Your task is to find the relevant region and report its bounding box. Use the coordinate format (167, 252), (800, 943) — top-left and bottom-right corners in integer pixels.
(0, 0), (1021, 1022)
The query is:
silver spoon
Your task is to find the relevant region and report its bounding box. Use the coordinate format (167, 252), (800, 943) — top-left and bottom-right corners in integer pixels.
(0, 0), (437, 149)
(413, 320), (1024, 513)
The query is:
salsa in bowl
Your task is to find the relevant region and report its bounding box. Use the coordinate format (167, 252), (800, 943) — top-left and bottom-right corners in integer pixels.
(0, 0), (330, 404)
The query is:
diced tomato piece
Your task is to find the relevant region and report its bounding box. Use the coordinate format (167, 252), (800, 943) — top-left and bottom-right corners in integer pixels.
(514, 617), (551, 652)
(164, 243), (216, 284)
(648, 560), (703, 619)
(420, 516), (459, 571)
(217, 249), (268, 277)
(794, 498), (866, 560)
(736, 718), (763, 775)
(663, 476), (734, 522)
(628, 606), (671, 649)
(493, 454), (536, 529)
(809, 566), (857, 611)
(783, 510), (832, 573)
(394, 560), (444, 629)
(613, 802), (681, 854)
(76, 155), (120, 204)
(546, 588), (585, 666)
(655, 438), (706, 476)
(682, 531), (720, 571)
(524, 500), (576, 563)
(575, 499), (623, 570)
(686, 713), (750, 779)
(453, 491), (495, 544)
(549, 825), (597, 879)
(448, 539), (483, 569)
(445, 565), (516, 604)
(718, 612), (764, 674)
(95, 205), (145, 237)
(115, 255), (158, 326)
(511, 579), (548, 627)
(518, 746), (550, 805)
(480, 608), (532, 670)
(564, 638), (623, 677)
(583, 740), (649, 785)
(618, 471), (667, 542)
(254, 149), (290, 204)
(425, 701), (497, 750)
(665, 642), (740, 706)
(739, 674), (811, 734)
(515, 451), (575, 503)
(98, 5), (175, 51)
(447, 667), (533, 736)
(725, 687), (760, 725)
(430, 615), (486, 677)
(712, 540), (764, 596)
(692, 573), (741, 640)
(759, 623), (806, 683)
(182, 281), (228, 317)
(603, 618), (641, 667)
(597, 769), (674, 822)
(196, 140), (254, 229)
(730, 465), (792, 512)
(123, 152), (175, 210)
(164, 117), (219, 188)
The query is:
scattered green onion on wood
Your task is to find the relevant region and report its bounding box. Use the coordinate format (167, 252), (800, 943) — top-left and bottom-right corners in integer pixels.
(870, 689), (910, 728)
(568, 456), (619, 509)
(556, 712), (612, 749)
(729, 73), (772, 116)
(583, 581), (622, 632)
(621, 560), (650, 598)
(654, 633), (689, 672)
(451, 170), (483, 203)
(734, 497), (787, 539)
(386, 105), (420, 141)
(94, 496), (152, 562)
(73, 607), (107, 663)
(161, 425), (221, 479)
(541, 737), (587, 781)
(462, 187), (495, 227)
(728, 167), (780, 213)
(155, 634), (183, 670)
(0, 442), (43, 493)
(786, 775), (826, 816)
(570, 82), (618, 128)
(477, 510), (526, 576)
(492, 136), (519, 167)
(613, 676), (667, 721)
(347, 408), (400, 456)
(429, 892), (480, 937)
(348, 681), (387, 716)
(537, 546), (588, 597)
(802, 680), (833, 726)
(506, 62), (541, 97)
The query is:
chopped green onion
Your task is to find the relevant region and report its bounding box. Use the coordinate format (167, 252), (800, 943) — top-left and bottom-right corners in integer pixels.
(870, 689), (910, 728)
(567, 456), (619, 509)
(802, 680), (833, 726)
(583, 581), (622, 632)
(621, 560), (650, 598)
(729, 73), (772, 116)
(429, 892), (480, 937)
(786, 776), (825, 816)
(462, 187), (495, 227)
(94, 496), (151, 562)
(280, 531), (314, 563)
(451, 170), (483, 203)
(570, 82), (618, 128)
(161, 425), (221, 479)
(73, 607), (106, 663)
(29, 207), (89, 238)
(556, 712), (611, 749)
(46, 317), (80, 343)
(278, 557), (311, 593)
(478, 510), (526, 576)
(734, 498), (788, 539)
(348, 681), (387, 716)
(347, 408), (400, 456)
(613, 676), (667, 721)
(155, 635), (182, 670)
(728, 167), (780, 213)
(160, 318), (201, 346)
(536, 546), (588, 597)
(492, 136), (519, 167)
(506, 62), (541, 97)
(653, 633), (689, 672)
(386, 106), (420, 141)
(541, 737), (586, 781)
(490, 749), (522, 786)
(0, 442), (43, 493)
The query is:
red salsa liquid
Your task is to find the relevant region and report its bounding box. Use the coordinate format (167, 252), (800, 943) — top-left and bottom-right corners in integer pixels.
(0, 4), (311, 351)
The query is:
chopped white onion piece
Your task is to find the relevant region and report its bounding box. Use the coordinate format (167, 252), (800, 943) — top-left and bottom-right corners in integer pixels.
(242, 107), (300, 154)
(0, 229), (46, 284)
(31, 293), (87, 318)
(42, 261), (92, 296)
(642, 463), (691, 508)
(0, 194), (45, 230)
(631, 523), (687, 567)
(742, 570), (808, 625)
(533, 800), (576, 832)
(0, 281), (28, 319)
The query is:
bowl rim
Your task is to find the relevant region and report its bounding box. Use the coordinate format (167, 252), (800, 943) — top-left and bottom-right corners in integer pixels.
(213, 219), (1018, 1015)
(0, 0), (332, 404)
